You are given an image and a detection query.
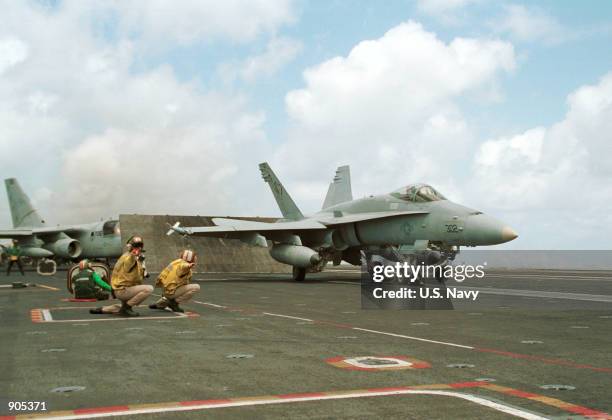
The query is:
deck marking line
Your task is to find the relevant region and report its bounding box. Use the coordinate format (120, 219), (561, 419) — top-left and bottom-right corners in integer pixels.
(352, 327), (474, 349)
(7, 389), (548, 420)
(190, 300), (612, 373)
(41, 309), (53, 321)
(263, 312), (313, 322)
(476, 348), (612, 373)
(36, 284), (60, 291)
(194, 301), (226, 308)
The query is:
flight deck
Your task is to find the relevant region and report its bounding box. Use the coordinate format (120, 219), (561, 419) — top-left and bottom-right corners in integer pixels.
(1, 267), (611, 419)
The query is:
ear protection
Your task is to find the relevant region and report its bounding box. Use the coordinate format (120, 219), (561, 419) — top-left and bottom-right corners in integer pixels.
(180, 249), (197, 263)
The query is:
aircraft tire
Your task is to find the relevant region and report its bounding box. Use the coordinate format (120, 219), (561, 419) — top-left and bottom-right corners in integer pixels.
(292, 266), (306, 281)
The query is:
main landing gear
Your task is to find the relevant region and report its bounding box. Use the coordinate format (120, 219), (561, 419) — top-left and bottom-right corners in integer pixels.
(292, 266), (306, 281)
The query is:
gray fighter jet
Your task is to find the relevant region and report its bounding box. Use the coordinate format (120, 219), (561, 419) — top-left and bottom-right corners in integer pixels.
(169, 163), (518, 281)
(0, 178), (122, 271)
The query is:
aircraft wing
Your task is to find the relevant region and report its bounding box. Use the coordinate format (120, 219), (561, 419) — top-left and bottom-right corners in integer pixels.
(170, 211), (427, 243)
(0, 229), (34, 239)
(0, 226), (86, 239)
(317, 210), (428, 225)
(178, 218), (327, 236)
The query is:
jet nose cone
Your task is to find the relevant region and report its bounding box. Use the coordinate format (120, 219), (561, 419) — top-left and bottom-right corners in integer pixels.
(501, 226), (518, 243)
(464, 214), (518, 246)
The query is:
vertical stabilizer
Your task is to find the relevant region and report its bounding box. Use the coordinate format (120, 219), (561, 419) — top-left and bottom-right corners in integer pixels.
(258, 163), (304, 220)
(322, 165), (352, 209)
(4, 178), (45, 228)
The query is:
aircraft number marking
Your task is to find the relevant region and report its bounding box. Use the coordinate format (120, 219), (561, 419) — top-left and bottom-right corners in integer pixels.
(445, 224), (460, 233)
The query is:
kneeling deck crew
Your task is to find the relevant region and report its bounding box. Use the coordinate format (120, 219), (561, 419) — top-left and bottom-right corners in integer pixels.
(90, 236), (152, 317)
(73, 259), (111, 300)
(150, 249), (200, 313)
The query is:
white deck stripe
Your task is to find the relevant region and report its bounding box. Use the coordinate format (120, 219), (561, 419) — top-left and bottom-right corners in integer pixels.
(456, 286), (612, 302)
(484, 273), (612, 280)
(41, 309), (53, 321)
(194, 301), (227, 308)
(263, 312), (314, 322)
(192, 301), (473, 349)
(25, 389), (547, 420)
(40, 314), (188, 323)
(352, 327), (474, 349)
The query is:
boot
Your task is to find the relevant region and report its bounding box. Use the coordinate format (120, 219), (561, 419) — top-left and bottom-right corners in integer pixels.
(167, 298), (184, 313)
(89, 307), (103, 314)
(149, 297), (168, 310)
(119, 301), (139, 317)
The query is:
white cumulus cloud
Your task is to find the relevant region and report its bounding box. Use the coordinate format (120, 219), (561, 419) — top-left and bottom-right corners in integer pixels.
(278, 21), (514, 211)
(0, 1), (282, 226)
(111, 0), (296, 45)
(472, 72), (612, 214)
(491, 4), (567, 45)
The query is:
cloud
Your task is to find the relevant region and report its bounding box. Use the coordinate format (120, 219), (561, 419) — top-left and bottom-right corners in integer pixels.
(491, 4), (567, 45)
(0, 36), (28, 75)
(473, 72), (612, 213)
(110, 0), (296, 45)
(278, 21), (514, 211)
(417, 0), (478, 15)
(241, 37), (302, 82)
(220, 36), (302, 83)
(416, 0), (480, 24)
(0, 1), (282, 226)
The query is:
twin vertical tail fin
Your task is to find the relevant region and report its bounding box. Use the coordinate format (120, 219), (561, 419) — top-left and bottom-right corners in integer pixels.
(259, 162), (304, 220)
(4, 178), (45, 228)
(322, 165), (352, 209)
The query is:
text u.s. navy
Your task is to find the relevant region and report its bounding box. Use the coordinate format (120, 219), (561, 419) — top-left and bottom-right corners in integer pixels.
(372, 287), (480, 301)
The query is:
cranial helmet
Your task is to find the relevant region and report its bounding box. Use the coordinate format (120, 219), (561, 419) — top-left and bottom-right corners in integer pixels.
(126, 236), (144, 250)
(78, 259), (91, 271)
(180, 249), (197, 263)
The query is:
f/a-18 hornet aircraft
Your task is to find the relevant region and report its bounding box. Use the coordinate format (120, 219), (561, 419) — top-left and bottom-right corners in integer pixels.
(0, 178), (122, 271)
(169, 163), (518, 281)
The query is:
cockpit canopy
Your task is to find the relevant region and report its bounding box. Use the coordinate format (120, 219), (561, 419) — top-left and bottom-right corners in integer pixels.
(391, 184), (446, 202)
(102, 220), (120, 236)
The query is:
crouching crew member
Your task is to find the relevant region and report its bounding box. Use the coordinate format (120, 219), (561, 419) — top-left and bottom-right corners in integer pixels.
(149, 249), (200, 313)
(90, 236), (152, 317)
(73, 259), (111, 300)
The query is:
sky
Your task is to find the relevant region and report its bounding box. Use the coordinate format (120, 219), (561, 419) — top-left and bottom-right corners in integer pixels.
(0, 0), (611, 249)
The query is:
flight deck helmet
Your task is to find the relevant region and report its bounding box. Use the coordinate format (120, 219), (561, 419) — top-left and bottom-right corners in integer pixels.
(180, 249), (197, 264)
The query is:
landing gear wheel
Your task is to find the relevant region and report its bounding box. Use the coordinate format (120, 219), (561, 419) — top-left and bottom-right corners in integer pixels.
(292, 267), (306, 282)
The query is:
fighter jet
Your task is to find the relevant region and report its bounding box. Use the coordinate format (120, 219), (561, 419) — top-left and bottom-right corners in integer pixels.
(169, 163), (518, 281)
(0, 178), (122, 271)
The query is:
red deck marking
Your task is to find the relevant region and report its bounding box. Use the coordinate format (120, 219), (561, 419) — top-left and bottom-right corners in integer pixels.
(476, 347), (612, 373)
(504, 389), (540, 398)
(179, 399), (233, 406)
(9, 382), (611, 419)
(73, 405), (130, 414)
(326, 355), (431, 371)
(30, 309), (43, 323)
